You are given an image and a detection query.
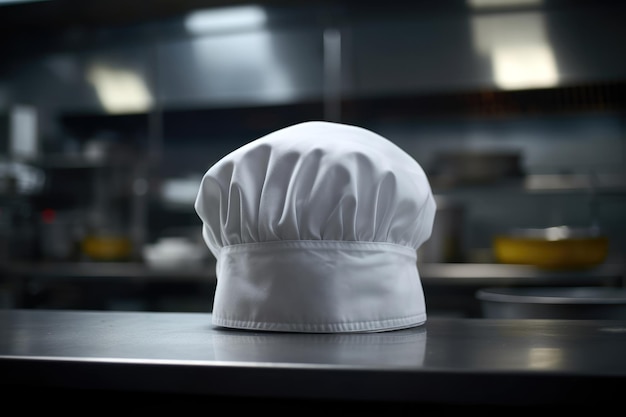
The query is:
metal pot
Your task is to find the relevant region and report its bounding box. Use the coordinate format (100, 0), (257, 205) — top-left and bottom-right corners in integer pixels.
(476, 286), (626, 319)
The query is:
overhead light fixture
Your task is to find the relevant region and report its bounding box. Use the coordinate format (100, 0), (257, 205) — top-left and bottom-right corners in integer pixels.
(185, 5), (267, 34)
(471, 12), (558, 90)
(87, 64), (153, 114)
(491, 44), (558, 89)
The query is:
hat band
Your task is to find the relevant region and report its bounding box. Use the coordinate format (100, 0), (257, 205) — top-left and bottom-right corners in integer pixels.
(211, 240), (426, 333)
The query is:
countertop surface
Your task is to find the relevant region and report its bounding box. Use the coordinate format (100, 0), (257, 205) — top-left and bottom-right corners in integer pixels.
(2, 309), (626, 407)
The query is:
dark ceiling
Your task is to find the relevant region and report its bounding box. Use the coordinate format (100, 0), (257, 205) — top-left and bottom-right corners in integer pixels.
(1, 0), (622, 33)
(0, 0), (324, 36)
(1, 0), (622, 41)
(0, 0), (484, 55)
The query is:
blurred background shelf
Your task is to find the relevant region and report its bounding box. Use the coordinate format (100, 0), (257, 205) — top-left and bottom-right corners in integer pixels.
(2, 260), (622, 283)
(1, 260), (622, 318)
(0, 261), (216, 280)
(1, 0), (626, 316)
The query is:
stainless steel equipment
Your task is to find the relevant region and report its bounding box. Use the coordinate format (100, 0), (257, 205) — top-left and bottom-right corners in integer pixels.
(419, 195), (465, 263)
(429, 150), (524, 187)
(476, 286), (626, 319)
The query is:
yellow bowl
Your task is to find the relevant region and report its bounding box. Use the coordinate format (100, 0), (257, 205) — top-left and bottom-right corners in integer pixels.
(81, 235), (133, 261)
(493, 227), (609, 270)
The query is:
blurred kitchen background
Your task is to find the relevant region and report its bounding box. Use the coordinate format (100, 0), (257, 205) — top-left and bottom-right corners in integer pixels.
(0, 0), (625, 317)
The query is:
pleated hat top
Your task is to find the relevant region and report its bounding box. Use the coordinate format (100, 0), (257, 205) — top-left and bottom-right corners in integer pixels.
(195, 121), (436, 332)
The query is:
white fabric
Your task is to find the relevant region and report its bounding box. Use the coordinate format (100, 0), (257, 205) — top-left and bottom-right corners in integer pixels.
(195, 121), (436, 332)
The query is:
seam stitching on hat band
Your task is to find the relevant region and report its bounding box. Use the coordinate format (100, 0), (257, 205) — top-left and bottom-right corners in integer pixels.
(220, 240), (417, 258)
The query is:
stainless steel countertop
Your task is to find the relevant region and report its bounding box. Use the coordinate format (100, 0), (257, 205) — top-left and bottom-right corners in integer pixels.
(1, 309), (626, 407)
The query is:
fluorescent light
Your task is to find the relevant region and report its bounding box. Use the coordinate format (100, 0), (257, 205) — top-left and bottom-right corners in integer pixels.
(492, 45), (558, 89)
(185, 5), (267, 34)
(471, 12), (559, 90)
(87, 65), (153, 114)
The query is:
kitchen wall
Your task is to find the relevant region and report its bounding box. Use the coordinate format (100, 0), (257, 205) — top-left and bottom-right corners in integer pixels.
(1, 0), (625, 263)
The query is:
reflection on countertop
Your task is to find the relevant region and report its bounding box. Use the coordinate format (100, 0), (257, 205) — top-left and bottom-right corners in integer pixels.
(2, 309), (626, 407)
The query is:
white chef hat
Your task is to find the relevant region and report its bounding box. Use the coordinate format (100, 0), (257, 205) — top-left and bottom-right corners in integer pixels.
(195, 121), (436, 333)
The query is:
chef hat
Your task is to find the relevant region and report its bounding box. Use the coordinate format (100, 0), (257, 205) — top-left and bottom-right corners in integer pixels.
(195, 121), (436, 333)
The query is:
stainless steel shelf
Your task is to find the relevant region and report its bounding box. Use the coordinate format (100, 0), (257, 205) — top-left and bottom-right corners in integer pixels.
(432, 173), (626, 194)
(418, 262), (625, 286)
(1, 261), (216, 281)
(31, 154), (108, 169)
(524, 173), (626, 193)
(2, 261), (623, 286)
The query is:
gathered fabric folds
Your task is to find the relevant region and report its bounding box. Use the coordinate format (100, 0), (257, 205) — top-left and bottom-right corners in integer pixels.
(195, 121), (436, 332)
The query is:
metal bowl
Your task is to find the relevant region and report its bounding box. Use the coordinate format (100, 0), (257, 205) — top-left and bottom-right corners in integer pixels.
(476, 287), (626, 319)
